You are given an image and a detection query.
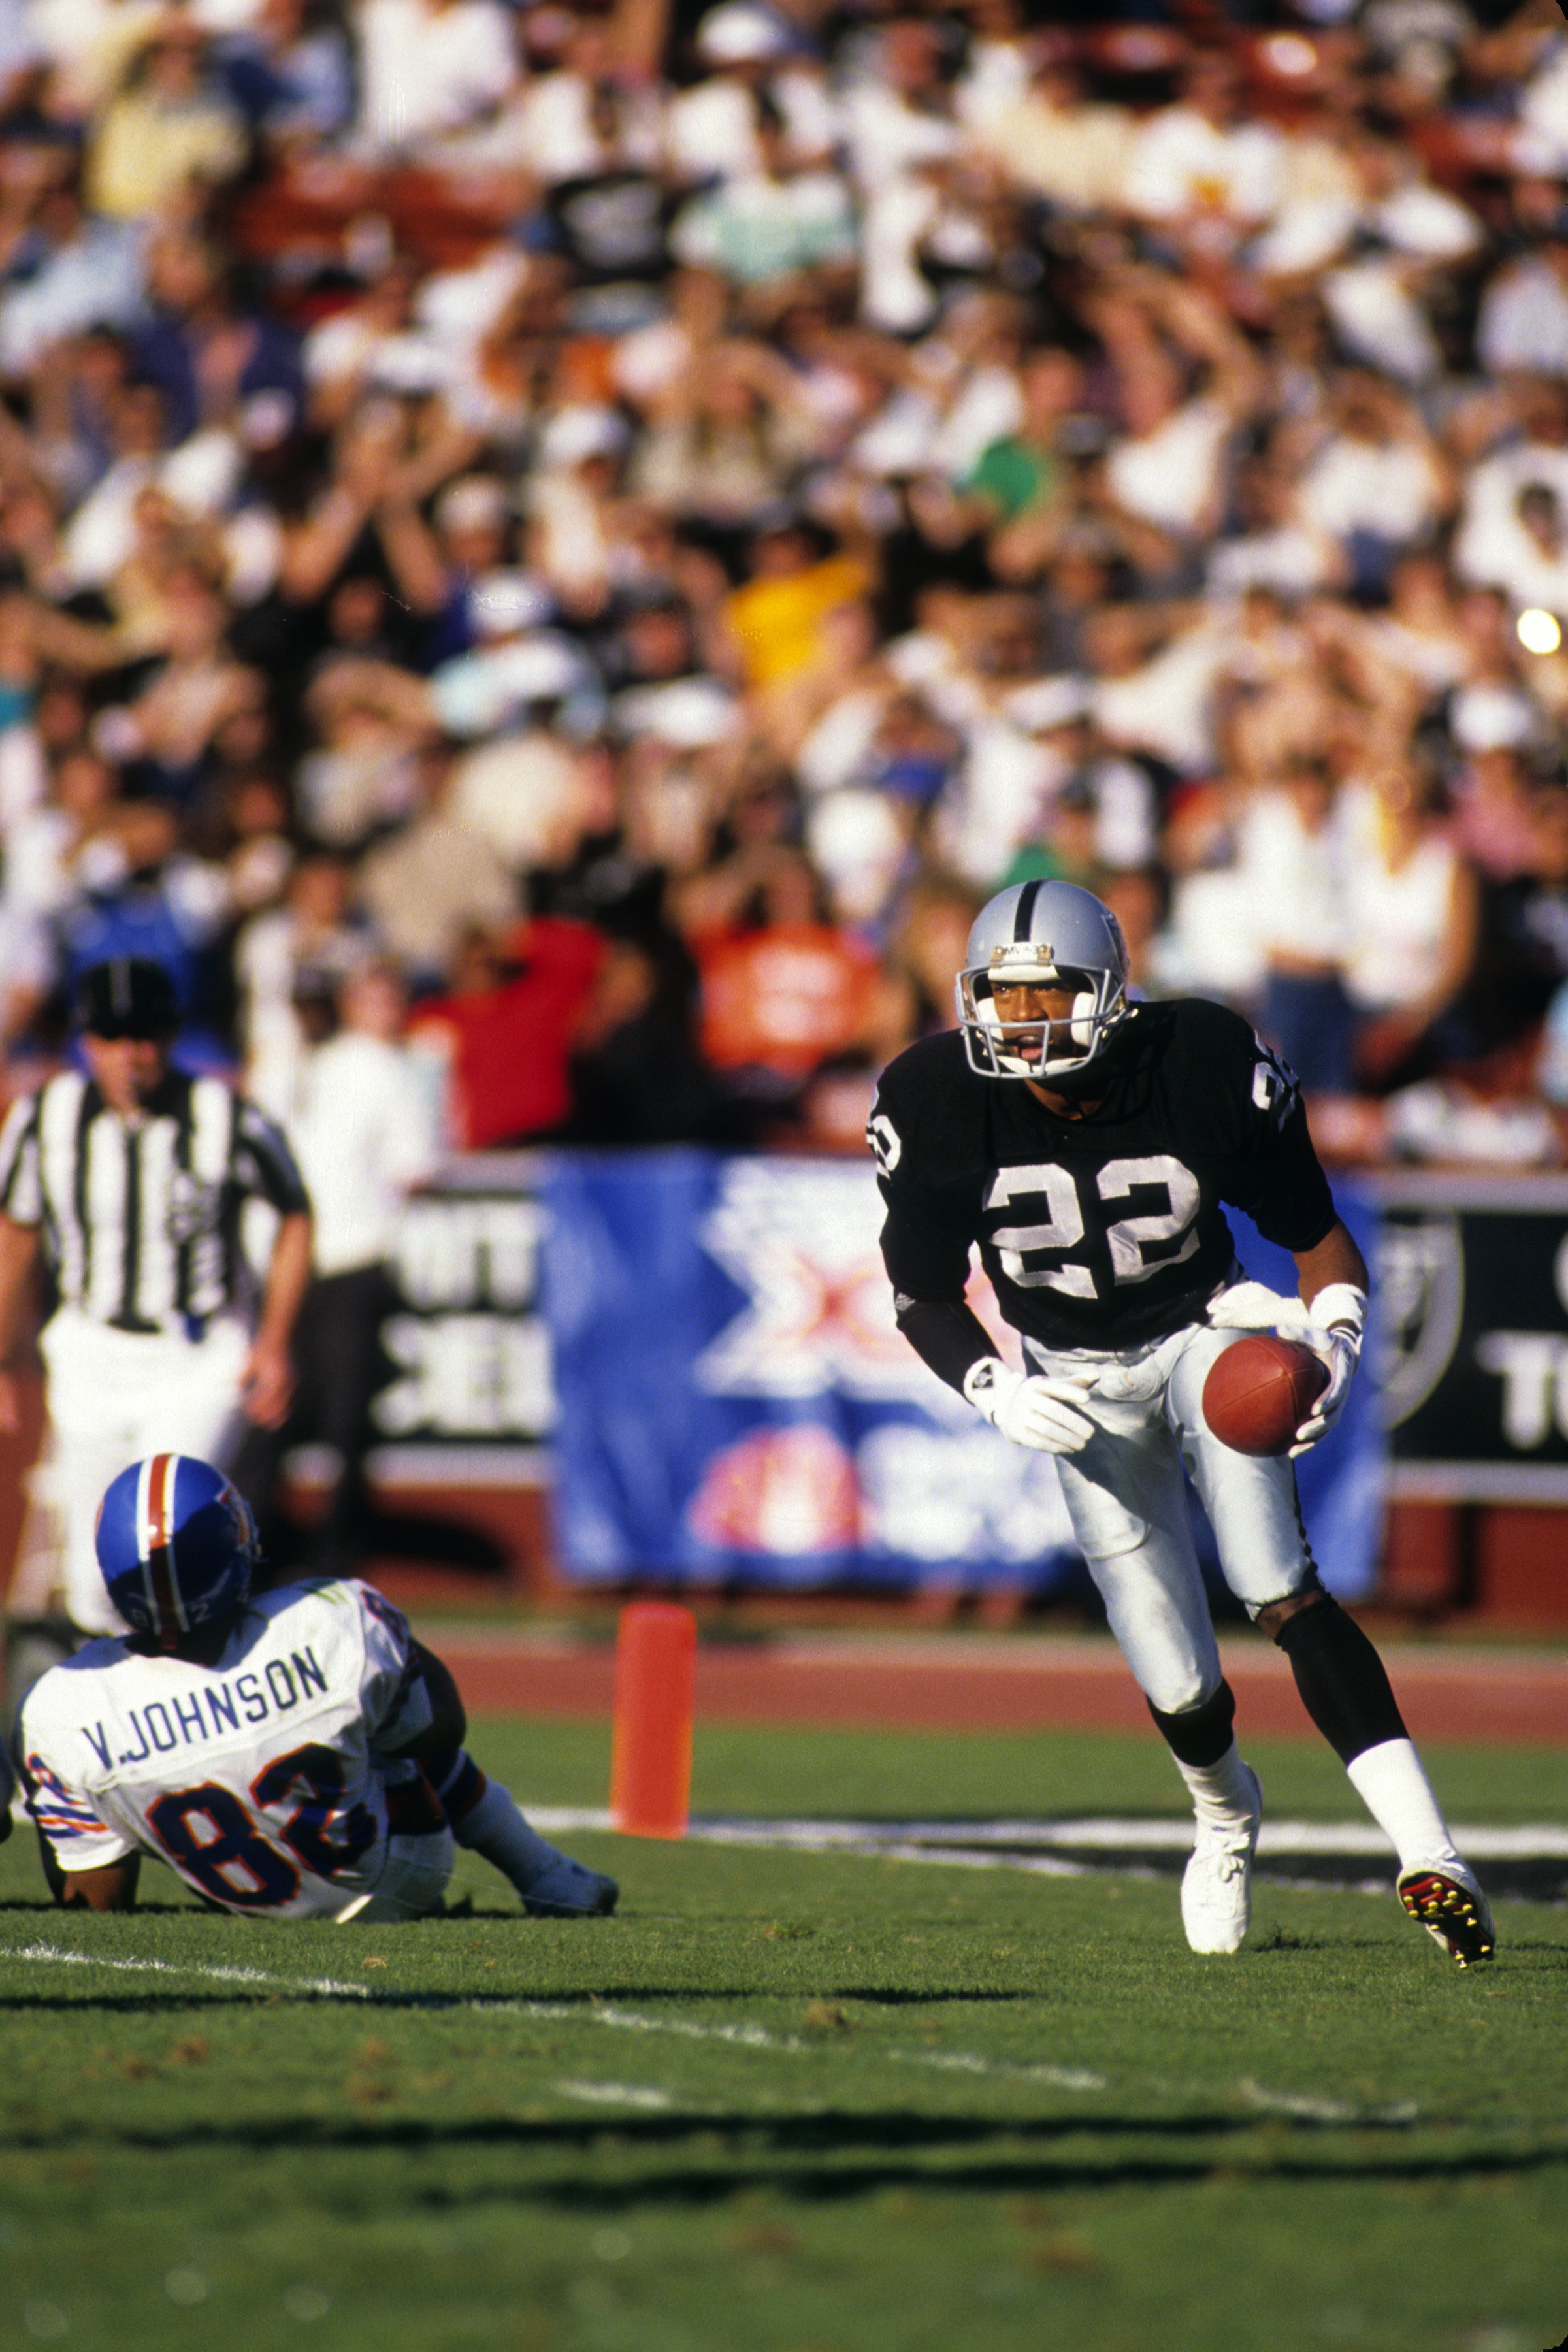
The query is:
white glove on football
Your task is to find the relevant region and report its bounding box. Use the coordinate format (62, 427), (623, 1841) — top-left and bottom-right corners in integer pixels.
(963, 1357), (1098, 1454)
(1205, 1278), (1367, 1456)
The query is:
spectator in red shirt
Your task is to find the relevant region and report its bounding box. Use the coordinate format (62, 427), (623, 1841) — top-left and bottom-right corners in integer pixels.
(409, 917), (604, 1148)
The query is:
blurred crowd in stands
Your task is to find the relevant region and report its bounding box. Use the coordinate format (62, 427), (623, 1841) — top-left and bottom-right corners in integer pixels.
(4, 0), (1568, 1164)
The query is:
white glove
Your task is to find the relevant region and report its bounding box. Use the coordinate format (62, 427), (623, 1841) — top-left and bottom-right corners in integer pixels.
(1206, 1278), (1366, 1456)
(1205, 1279), (1315, 1337)
(963, 1357), (1097, 1454)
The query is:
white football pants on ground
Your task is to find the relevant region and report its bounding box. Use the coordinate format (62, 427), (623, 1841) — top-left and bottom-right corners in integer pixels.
(1025, 1318), (1316, 1717)
(337, 1827), (455, 1923)
(39, 1307), (252, 1635)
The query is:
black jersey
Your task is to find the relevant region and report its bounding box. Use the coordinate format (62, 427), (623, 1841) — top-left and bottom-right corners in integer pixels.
(869, 1000), (1337, 1356)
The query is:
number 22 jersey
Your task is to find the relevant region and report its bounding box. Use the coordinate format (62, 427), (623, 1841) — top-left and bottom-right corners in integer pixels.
(19, 1580), (431, 1918)
(869, 1000), (1337, 1355)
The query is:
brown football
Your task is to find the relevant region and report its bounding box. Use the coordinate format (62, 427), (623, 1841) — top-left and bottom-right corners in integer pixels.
(1201, 1334), (1330, 1457)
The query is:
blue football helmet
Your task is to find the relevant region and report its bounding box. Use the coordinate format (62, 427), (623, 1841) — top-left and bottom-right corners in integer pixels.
(95, 1455), (259, 1647)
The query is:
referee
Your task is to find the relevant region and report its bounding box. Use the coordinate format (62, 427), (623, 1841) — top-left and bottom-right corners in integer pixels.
(0, 958), (312, 1637)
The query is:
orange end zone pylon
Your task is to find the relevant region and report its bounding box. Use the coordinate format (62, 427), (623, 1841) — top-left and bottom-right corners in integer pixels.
(609, 1600), (697, 1837)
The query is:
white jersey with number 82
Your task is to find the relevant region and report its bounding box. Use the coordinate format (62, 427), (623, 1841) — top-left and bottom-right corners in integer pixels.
(20, 1580), (430, 1918)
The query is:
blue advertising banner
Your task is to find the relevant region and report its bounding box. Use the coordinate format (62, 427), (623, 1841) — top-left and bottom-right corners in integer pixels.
(543, 1151), (1384, 1597)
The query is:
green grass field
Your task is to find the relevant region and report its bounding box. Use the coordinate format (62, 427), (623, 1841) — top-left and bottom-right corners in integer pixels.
(2, 1715), (1566, 2352)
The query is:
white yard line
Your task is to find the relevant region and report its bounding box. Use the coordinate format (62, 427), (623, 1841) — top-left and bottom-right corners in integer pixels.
(3, 1940), (371, 1999)
(0, 1940), (1429, 2121)
(897, 2050), (1105, 2092)
(557, 2080), (674, 2110)
(0, 1938), (1103, 2089)
(1237, 2078), (1418, 2127)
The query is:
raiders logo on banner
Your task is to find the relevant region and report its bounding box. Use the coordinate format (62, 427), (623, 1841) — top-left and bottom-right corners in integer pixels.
(1369, 1174), (1568, 1502)
(1373, 1213), (1463, 1428)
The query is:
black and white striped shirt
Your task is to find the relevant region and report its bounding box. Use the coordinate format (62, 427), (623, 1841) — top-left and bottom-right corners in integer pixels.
(0, 1071), (310, 1335)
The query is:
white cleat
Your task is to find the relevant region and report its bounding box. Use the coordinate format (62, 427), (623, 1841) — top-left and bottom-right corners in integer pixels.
(518, 1852), (619, 1919)
(1181, 1763), (1262, 1955)
(1397, 1858), (1495, 1967)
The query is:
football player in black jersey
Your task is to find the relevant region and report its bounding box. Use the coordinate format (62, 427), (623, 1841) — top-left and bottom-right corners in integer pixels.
(868, 879), (1492, 1965)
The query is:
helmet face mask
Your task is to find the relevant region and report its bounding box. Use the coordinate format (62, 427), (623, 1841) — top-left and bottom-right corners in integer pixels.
(956, 883), (1130, 1083)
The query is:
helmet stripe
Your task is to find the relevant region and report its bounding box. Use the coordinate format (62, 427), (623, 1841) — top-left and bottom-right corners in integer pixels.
(1013, 879), (1041, 941)
(134, 1454), (154, 1617)
(160, 1453), (189, 1634)
(142, 1452), (186, 1642)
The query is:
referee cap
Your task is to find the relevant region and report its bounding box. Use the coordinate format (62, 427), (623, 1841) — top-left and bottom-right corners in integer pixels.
(76, 958), (179, 1040)
(95, 1455), (259, 1649)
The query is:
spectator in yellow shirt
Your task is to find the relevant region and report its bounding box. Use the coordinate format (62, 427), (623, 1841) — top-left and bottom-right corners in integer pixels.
(725, 523), (872, 693)
(88, 21), (246, 223)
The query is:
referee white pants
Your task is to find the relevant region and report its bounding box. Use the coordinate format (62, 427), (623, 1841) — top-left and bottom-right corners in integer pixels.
(39, 1307), (252, 1635)
(1024, 1318), (1317, 1720)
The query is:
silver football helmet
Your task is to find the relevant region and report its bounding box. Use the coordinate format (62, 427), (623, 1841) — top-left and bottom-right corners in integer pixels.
(956, 879), (1130, 1081)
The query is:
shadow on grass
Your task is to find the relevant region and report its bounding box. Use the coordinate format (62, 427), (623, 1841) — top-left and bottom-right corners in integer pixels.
(2, 2112), (1290, 2153)
(5, 2106), (1567, 2204)
(0, 1985), (1039, 2014)
(472, 2144), (1568, 2206)
(0, 1900), (199, 1914)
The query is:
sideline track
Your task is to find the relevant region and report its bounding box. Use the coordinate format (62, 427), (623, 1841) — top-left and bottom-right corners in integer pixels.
(432, 1629), (1568, 1746)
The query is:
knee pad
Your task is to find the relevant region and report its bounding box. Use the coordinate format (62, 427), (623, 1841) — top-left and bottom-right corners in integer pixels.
(1273, 1594), (1406, 1765)
(1148, 1678), (1235, 1768)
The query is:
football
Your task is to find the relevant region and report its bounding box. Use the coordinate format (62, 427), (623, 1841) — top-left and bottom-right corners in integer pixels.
(1202, 1333), (1330, 1456)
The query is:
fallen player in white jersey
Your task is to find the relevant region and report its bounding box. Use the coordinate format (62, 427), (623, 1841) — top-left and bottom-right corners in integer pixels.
(17, 1452), (617, 1923)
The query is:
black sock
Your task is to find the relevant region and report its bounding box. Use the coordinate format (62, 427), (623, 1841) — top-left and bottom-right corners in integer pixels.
(1273, 1595), (1406, 1765)
(1148, 1679), (1236, 1767)
(423, 1747), (485, 1823)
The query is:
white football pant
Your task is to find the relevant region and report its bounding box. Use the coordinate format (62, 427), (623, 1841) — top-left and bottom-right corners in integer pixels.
(1025, 1318), (1316, 1718)
(39, 1307), (252, 1635)
(336, 1827), (455, 1923)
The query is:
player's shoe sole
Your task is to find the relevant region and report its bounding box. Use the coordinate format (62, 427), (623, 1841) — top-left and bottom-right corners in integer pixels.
(1397, 1865), (1495, 1967)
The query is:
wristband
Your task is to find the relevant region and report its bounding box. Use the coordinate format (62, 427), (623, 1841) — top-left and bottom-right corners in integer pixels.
(1309, 1282), (1367, 1343)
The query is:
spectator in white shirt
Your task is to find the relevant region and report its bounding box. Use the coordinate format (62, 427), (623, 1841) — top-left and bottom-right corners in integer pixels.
(1254, 134), (1479, 385)
(970, 53), (1132, 214)
(1341, 760), (1479, 1084)
(355, 0), (518, 157)
(665, 5), (834, 186)
(1122, 51), (1284, 238)
(1094, 268), (1262, 542)
(1456, 382), (1568, 591)
(843, 18), (959, 334)
(1242, 752), (1355, 1092)
(0, 178), (146, 380)
(1317, 141), (1479, 385)
(1477, 235), (1568, 380)
(1295, 374), (1448, 596)
(3, 747), (120, 921)
(283, 962), (442, 1572)
(1086, 602), (1224, 779)
(1207, 457), (1340, 600)
(1462, 480), (1568, 621)
(237, 852), (374, 1119)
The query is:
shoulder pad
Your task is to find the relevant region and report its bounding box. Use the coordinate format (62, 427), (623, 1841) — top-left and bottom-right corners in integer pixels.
(870, 1032), (989, 1184)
